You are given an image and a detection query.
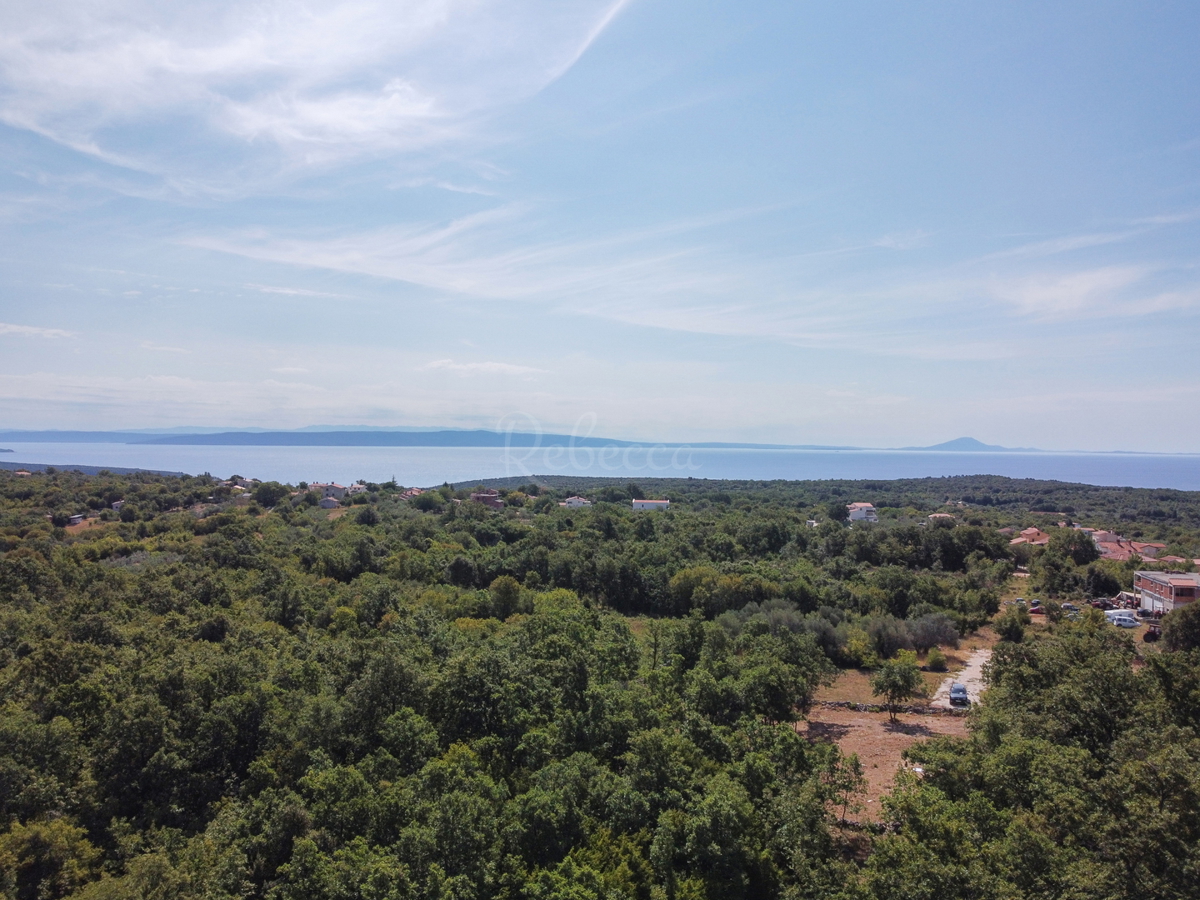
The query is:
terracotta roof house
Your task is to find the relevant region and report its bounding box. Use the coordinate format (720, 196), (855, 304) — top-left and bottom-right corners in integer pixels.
(632, 499), (670, 511)
(1010, 527), (1050, 546)
(310, 482), (348, 500)
(471, 490), (505, 510)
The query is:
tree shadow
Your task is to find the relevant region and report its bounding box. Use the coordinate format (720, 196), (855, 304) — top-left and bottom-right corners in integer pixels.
(804, 721), (852, 742)
(883, 720), (934, 737)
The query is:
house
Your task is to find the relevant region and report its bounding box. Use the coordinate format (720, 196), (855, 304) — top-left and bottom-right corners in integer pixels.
(471, 490), (505, 510)
(400, 488), (425, 499)
(68, 514), (84, 526)
(561, 496), (592, 508)
(1134, 570), (1200, 614)
(310, 482), (347, 500)
(806, 519), (818, 528)
(928, 513), (955, 522)
(847, 502), (878, 523)
(1093, 530), (1167, 561)
(347, 483), (369, 495)
(1010, 527), (1050, 547)
(319, 497), (340, 509)
(632, 499), (670, 511)
(14, 470), (30, 477)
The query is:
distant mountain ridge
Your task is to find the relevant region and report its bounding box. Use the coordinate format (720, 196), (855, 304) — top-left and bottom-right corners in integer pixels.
(897, 436), (1040, 452)
(0, 429), (1040, 453)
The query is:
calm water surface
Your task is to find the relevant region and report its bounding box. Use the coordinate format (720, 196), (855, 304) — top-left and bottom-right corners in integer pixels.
(2, 442), (1199, 490)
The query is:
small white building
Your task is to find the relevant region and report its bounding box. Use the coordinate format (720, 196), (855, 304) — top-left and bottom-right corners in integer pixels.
(310, 482), (347, 500)
(319, 496), (340, 509)
(847, 502), (878, 523)
(561, 496), (592, 508)
(111, 500), (125, 510)
(632, 499), (670, 511)
(347, 483), (368, 495)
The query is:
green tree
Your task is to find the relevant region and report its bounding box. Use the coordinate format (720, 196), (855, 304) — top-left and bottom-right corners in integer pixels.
(252, 481), (291, 507)
(871, 650), (923, 722)
(0, 819), (101, 900)
(995, 605), (1030, 643)
(1163, 602), (1200, 652)
(489, 574), (524, 619)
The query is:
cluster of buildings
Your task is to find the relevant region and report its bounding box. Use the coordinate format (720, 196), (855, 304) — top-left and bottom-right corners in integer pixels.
(308, 481), (368, 508)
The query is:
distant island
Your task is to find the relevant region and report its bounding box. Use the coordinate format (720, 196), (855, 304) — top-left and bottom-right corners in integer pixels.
(0, 428), (1040, 452)
(0, 448), (11, 453)
(896, 436), (1039, 453)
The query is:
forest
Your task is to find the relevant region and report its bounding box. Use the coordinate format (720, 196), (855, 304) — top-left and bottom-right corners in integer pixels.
(2, 468), (1200, 899)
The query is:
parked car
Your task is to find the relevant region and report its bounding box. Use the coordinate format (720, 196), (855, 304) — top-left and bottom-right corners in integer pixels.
(1091, 598), (1114, 610)
(1111, 615), (1139, 628)
(1062, 602), (1079, 612)
(949, 683), (970, 706)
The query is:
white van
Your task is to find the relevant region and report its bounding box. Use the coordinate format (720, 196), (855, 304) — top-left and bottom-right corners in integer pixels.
(1110, 615), (1139, 628)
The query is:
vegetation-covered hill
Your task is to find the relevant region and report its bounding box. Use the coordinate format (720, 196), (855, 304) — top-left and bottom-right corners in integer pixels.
(2, 468), (1199, 899)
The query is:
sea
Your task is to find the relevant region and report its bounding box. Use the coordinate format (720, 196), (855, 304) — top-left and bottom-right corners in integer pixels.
(1, 442), (1199, 491)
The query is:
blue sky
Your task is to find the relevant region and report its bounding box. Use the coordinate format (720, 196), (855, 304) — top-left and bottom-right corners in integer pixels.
(1, 0), (1198, 451)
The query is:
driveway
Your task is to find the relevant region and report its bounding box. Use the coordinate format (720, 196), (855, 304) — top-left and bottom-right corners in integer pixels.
(930, 648), (992, 709)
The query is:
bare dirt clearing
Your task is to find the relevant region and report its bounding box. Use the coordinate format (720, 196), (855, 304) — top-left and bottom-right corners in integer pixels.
(802, 705), (969, 820)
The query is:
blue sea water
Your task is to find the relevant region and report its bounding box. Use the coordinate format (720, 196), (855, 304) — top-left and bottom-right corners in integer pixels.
(2, 442), (1199, 491)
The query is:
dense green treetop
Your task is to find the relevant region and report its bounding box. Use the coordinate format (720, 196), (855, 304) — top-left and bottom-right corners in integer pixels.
(2, 468), (1199, 899)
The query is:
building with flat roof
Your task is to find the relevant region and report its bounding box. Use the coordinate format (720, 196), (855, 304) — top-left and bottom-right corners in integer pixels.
(847, 502), (878, 523)
(1135, 570), (1200, 613)
(632, 499), (670, 511)
(561, 496), (592, 508)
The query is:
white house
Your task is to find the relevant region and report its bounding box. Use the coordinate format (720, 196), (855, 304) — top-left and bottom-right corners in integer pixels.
(562, 496), (592, 508)
(847, 502), (878, 523)
(319, 497), (341, 509)
(310, 482), (347, 500)
(347, 483), (368, 495)
(632, 499), (670, 511)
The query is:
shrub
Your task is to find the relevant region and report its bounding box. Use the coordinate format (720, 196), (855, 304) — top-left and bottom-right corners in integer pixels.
(909, 613), (960, 652)
(996, 606), (1030, 643)
(925, 647), (947, 671)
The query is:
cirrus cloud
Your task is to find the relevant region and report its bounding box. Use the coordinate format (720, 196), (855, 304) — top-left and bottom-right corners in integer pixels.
(0, 322), (72, 338)
(0, 0), (630, 191)
(421, 358), (546, 376)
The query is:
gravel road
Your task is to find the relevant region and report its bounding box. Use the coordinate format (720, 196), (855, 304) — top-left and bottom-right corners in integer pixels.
(930, 648), (992, 709)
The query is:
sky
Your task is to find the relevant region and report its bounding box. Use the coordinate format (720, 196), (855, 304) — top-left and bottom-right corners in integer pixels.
(0, 0), (1198, 451)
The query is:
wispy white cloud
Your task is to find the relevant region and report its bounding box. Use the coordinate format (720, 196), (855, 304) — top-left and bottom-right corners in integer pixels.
(0, 0), (628, 192)
(184, 200), (1200, 360)
(140, 340), (190, 353)
(421, 359), (547, 376)
(987, 266), (1199, 320)
(0, 321), (72, 338)
(247, 283), (348, 298)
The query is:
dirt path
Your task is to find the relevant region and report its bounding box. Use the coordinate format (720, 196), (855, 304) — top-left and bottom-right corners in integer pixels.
(802, 706), (968, 820)
(930, 648), (992, 709)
